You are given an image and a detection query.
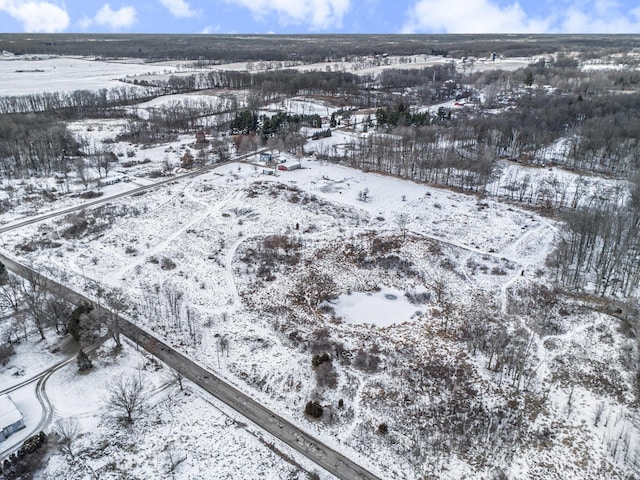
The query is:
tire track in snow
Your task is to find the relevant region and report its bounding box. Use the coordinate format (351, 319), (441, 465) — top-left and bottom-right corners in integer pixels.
(109, 187), (238, 286)
(498, 221), (558, 314)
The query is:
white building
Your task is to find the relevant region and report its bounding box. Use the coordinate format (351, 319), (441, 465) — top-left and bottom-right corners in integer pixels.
(0, 394), (25, 442)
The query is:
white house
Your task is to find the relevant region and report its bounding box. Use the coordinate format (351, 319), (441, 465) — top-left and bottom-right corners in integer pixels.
(0, 394), (25, 442)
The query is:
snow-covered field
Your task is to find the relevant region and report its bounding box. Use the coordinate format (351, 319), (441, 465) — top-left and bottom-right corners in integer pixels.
(0, 53), (537, 99)
(0, 56), (179, 96)
(3, 152), (638, 479)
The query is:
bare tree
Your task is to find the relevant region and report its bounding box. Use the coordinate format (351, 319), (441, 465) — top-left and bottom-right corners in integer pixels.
(21, 270), (50, 340)
(292, 271), (337, 308)
(107, 374), (148, 423)
(164, 441), (187, 475)
(89, 152), (117, 178)
(46, 298), (72, 334)
(53, 417), (81, 457)
(393, 212), (411, 241)
(0, 274), (22, 313)
(104, 288), (127, 349)
(172, 367), (185, 391)
(73, 158), (91, 189)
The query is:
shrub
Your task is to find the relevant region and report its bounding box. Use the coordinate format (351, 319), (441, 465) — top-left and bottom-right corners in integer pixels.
(68, 303), (94, 342)
(315, 361), (338, 389)
(160, 257), (177, 270)
(79, 191), (103, 199)
(377, 423), (389, 435)
(305, 400), (323, 419)
(0, 343), (15, 366)
(311, 352), (331, 367)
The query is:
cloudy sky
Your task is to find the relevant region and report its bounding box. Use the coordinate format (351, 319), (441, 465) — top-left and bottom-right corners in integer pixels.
(1, 0), (639, 34)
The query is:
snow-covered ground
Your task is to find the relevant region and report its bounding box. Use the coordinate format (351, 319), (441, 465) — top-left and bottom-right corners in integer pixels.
(3, 152), (637, 479)
(1, 52), (639, 480)
(0, 337), (325, 479)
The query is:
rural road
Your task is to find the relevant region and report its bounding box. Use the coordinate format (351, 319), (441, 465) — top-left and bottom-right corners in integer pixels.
(0, 255), (381, 480)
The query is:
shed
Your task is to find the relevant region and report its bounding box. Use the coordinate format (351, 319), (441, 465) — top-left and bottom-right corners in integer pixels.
(0, 394), (25, 441)
(277, 162), (301, 171)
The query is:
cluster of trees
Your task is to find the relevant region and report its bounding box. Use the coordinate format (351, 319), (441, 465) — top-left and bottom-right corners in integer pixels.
(475, 92), (640, 177)
(342, 128), (497, 193)
(0, 85), (156, 116)
(139, 280), (204, 348)
(551, 178), (640, 296)
(0, 113), (79, 176)
(231, 110), (321, 136)
(375, 104), (433, 128)
(378, 64), (457, 90)
(0, 270), (74, 342)
(144, 95), (239, 131)
(1, 431), (48, 480)
(203, 69), (361, 97)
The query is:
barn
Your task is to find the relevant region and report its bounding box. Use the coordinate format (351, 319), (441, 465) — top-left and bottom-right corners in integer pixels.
(0, 394), (25, 441)
(277, 162), (301, 171)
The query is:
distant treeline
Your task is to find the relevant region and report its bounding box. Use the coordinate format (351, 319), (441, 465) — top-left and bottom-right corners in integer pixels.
(1, 33), (638, 62)
(147, 69), (363, 97)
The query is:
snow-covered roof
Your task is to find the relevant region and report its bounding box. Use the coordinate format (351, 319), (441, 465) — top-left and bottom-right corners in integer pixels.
(0, 394), (23, 430)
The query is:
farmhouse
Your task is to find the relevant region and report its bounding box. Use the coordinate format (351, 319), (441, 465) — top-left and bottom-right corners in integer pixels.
(0, 394), (25, 441)
(259, 152), (274, 164)
(277, 162), (301, 171)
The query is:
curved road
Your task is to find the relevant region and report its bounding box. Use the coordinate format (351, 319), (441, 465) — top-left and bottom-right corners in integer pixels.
(0, 254), (382, 480)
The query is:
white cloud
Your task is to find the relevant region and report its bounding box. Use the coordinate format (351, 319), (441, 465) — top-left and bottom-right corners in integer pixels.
(0, 0), (69, 32)
(402, 0), (550, 33)
(228, 0), (351, 30)
(402, 0), (640, 33)
(159, 0), (197, 18)
(559, 2), (640, 33)
(81, 3), (137, 31)
(200, 25), (220, 34)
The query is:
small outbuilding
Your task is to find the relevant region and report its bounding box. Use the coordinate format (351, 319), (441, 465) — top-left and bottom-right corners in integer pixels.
(0, 394), (25, 441)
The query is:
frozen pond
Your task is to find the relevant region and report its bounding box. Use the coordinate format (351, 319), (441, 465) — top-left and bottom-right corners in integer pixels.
(329, 286), (424, 327)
